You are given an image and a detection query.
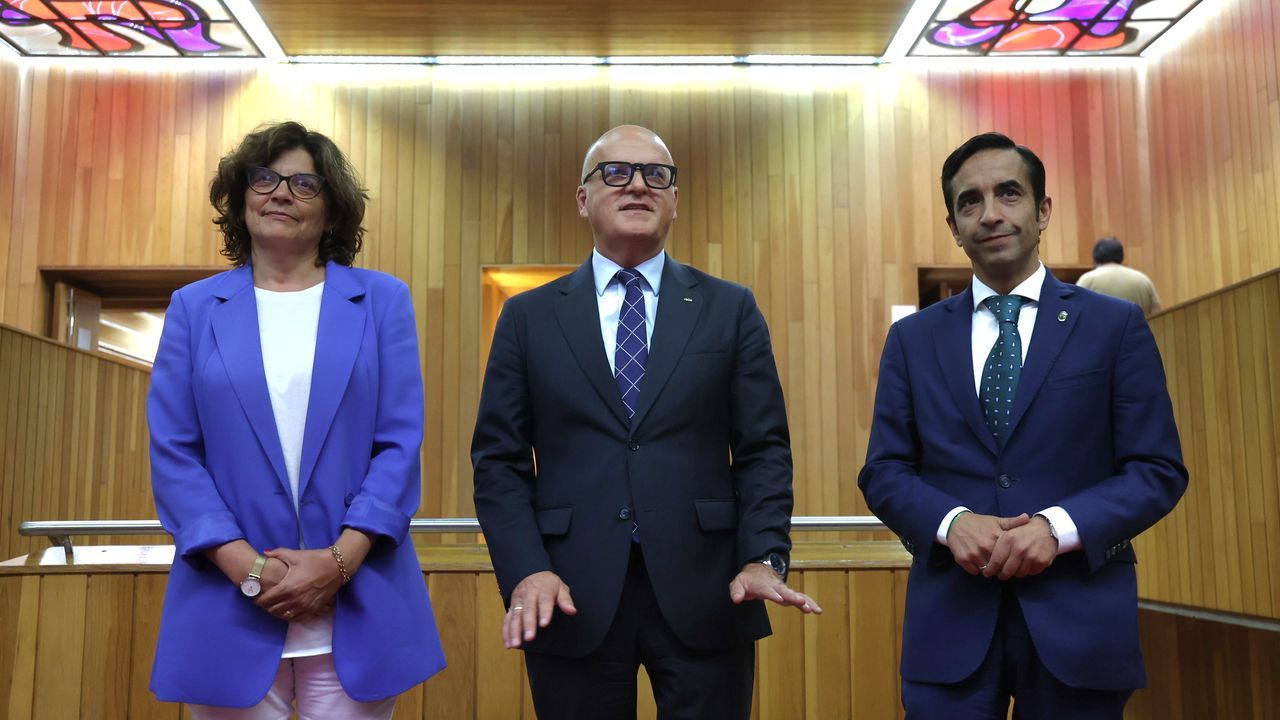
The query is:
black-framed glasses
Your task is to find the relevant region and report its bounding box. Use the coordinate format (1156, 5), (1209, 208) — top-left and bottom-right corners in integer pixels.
(582, 162), (677, 189)
(246, 166), (326, 200)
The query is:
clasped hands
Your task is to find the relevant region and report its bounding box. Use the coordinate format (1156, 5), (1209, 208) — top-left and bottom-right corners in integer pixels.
(947, 512), (1058, 580)
(501, 565), (822, 650)
(254, 547), (342, 622)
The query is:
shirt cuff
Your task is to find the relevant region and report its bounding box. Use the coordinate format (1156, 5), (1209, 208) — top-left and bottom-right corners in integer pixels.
(1036, 506), (1081, 554)
(936, 506), (971, 546)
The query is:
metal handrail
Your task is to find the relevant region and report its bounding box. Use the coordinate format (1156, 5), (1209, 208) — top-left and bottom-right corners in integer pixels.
(19, 516), (887, 554)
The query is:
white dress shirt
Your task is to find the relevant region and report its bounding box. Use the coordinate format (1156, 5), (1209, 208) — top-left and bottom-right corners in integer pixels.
(936, 264), (1081, 554)
(592, 248), (663, 374)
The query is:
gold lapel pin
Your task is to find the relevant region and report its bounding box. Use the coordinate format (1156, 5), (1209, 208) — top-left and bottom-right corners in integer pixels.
(1057, 311), (1068, 322)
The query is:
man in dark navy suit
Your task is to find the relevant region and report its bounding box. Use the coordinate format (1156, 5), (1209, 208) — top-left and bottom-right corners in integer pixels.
(472, 125), (820, 719)
(859, 132), (1187, 719)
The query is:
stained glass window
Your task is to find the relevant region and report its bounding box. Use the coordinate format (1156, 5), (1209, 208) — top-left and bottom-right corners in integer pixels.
(910, 0), (1206, 57)
(0, 0), (261, 57)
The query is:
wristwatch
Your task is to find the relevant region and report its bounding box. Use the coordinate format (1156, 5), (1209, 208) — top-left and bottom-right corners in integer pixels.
(759, 552), (789, 581)
(240, 554), (268, 597)
(1036, 514), (1060, 545)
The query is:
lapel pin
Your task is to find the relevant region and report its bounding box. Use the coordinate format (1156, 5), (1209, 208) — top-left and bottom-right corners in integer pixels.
(683, 297), (693, 302)
(1057, 311), (1068, 322)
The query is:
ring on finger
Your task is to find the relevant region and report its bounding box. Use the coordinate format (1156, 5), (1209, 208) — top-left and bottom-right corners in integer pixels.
(511, 605), (524, 612)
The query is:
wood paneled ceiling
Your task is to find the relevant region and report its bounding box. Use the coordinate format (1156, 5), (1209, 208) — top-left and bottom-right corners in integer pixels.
(253, 0), (915, 57)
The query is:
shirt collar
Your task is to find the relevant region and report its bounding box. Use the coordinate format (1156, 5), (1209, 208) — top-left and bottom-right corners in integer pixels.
(972, 262), (1046, 311)
(593, 248), (665, 297)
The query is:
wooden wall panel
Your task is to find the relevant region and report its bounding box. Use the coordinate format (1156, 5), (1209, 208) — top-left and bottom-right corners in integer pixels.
(0, 545), (911, 719)
(0, 60), (1165, 532)
(1138, 270), (1280, 620)
(1146, 0), (1280, 301)
(1128, 610), (1280, 720)
(2, 547), (1273, 719)
(0, 325), (158, 560)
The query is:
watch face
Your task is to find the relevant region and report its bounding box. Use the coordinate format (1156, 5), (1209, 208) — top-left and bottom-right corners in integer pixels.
(240, 578), (262, 597)
(767, 553), (787, 577)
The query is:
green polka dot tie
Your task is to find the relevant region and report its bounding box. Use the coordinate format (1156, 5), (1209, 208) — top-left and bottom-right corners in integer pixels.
(980, 295), (1025, 447)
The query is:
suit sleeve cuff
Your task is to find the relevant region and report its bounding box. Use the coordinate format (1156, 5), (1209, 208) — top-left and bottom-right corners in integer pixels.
(342, 493), (412, 546)
(1036, 506), (1081, 554)
(172, 510), (244, 558)
(936, 506), (971, 546)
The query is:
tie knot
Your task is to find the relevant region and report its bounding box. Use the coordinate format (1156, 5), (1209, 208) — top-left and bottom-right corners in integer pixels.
(616, 268), (643, 288)
(983, 295), (1024, 324)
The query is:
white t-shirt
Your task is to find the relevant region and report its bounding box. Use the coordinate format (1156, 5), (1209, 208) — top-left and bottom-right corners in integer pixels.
(255, 282), (334, 658)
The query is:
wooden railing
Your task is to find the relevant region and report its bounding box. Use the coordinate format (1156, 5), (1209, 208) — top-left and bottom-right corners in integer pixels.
(0, 540), (912, 720)
(0, 325), (159, 561)
(3, 539), (1275, 720)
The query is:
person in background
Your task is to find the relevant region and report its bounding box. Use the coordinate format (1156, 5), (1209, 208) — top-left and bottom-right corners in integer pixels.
(1076, 236), (1162, 314)
(148, 120), (445, 719)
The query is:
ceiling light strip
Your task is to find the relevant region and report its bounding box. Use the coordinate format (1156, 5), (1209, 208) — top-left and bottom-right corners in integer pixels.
(435, 56), (605, 65)
(1141, 0), (1225, 60)
(743, 55), (879, 65)
(282, 55), (881, 67)
(882, 0), (942, 60)
(605, 55), (738, 65)
(290, 55), (432, 64)
(221, 0), (287, 61)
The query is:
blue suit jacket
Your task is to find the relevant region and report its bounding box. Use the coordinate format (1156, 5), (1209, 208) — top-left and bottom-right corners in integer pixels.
(147, 262), (445, 706)
(857, 271), (1187, 691)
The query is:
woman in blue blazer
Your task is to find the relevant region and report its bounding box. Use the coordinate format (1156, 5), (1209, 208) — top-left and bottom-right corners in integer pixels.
(147, 121), (445, 718)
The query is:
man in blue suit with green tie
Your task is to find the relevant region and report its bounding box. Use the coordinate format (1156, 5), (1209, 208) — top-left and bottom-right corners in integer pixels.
(858, 133), (1187, 719)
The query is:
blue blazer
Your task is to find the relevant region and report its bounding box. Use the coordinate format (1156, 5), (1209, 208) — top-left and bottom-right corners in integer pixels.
(858, 271), (1187, 691)
(148, 262), (445, 706)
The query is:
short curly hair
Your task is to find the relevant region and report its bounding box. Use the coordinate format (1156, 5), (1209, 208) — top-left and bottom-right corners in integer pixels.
(210, 121), (368, 267)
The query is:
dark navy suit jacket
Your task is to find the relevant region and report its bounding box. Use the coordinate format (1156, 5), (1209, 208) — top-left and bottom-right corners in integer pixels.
(472, 254), (794, 657)
(148, 262), (445, 706)
(858, 271), (1187, 691)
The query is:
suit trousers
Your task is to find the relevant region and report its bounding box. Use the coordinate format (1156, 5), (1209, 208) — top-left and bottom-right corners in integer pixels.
(523, 543), (755, 720)
(903, 587), (1132, 720)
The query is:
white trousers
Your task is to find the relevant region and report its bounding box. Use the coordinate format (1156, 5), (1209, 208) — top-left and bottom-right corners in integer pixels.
(189, 654), (396, 720)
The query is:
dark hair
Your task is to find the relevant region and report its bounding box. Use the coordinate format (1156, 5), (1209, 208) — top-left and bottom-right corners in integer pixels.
(1092, 236), (1125, 264)
(210, 121), (367, 267)
(940, 132), (1046, 218)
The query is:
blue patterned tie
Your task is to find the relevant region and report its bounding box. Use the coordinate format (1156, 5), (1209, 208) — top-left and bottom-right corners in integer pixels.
(614, 269), (648, 420)
(980, 295), (1025, 447)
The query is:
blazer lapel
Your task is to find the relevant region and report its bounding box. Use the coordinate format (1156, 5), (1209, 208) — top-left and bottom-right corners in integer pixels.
(297, 262), (366, 499)
(1006, 271), (1079, 440)
(933, 286), (999, 457)
(555, 259), (632, 428)
(629, 255), (701, 431)
(209, 265), (291, 495)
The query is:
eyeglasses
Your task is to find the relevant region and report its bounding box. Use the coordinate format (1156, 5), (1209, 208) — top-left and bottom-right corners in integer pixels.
(582, 162), (677, 190)
(246, 166), (326, 200)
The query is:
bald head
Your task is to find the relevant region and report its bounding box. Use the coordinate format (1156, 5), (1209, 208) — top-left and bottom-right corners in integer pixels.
(576, 124), (679, 268)
(580, 125), (674, 184)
